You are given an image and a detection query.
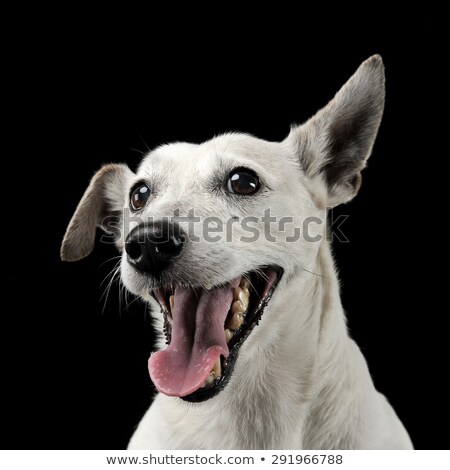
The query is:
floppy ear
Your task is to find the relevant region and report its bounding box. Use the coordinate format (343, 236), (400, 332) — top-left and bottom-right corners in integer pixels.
(287, 55), (385, 207)
(61, 163), (135, 262)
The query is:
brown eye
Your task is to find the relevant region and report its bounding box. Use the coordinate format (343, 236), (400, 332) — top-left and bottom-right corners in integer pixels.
(226, 168), (260, 195)
(130, 183), (151, 210)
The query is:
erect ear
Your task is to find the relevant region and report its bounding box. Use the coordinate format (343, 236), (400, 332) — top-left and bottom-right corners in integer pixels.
(286, 55), (385, 207)
(61, 163), (135, 262)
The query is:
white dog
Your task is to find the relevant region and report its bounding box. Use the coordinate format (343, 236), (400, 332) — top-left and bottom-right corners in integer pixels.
(61, 55), (413, 449)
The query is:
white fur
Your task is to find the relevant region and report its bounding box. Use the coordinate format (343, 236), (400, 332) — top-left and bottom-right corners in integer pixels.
(62, 56), (413, 449)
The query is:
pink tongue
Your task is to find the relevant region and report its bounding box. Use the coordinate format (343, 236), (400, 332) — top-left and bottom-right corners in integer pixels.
(148, 278), (240, 397)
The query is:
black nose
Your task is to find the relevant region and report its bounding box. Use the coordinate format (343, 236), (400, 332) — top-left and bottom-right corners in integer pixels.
(125, 221), (186, 274)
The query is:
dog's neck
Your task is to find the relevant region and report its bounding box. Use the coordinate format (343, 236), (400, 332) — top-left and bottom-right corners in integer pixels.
(216, 240), (362, 449)
(155, 240), (371, 449)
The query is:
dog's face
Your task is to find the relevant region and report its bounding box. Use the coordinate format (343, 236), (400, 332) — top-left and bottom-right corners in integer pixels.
(121, 135), (321, 294)
(61, 56), (385, 402)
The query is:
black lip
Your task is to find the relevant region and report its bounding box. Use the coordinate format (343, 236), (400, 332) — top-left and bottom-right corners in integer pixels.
(177, 266), (284, 403)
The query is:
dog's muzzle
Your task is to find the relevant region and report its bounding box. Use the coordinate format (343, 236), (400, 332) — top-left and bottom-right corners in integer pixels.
(125, 221), (186, 275)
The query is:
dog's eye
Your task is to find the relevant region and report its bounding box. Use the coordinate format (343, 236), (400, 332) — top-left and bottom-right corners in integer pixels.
(130, 183), (151, 210)
(226, 168), (260, 195)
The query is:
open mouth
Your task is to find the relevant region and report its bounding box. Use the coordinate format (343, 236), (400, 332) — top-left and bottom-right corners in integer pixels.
(149, 266), (283, 402)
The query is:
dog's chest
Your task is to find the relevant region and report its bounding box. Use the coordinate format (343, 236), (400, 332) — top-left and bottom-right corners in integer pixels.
(158, 391), (302, 449)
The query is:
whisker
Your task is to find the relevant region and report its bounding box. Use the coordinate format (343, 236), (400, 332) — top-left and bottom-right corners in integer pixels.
(100, 259), (122, 289)
(124, 294), (142, 311)
(130, 147), (147, 156)
(302, 267), (331, 280)
(138, 134), (151, 153)
(98, 255), (122, 270)
(101, 264), (122, 315)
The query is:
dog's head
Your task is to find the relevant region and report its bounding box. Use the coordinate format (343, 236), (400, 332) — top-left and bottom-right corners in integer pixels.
(61, 56), (385, 402)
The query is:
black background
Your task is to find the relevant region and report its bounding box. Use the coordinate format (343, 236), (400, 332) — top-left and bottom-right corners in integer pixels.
(4, 18), (446, 449)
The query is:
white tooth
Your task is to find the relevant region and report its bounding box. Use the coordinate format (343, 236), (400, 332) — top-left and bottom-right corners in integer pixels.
(225, 329), (233, 342)
(228, 311), (244, 330)
(169, 295), (174, 313)
(238, 289), (249, 311)
(233, 287), (242, 301)
(233, 282), (250, 305)
(205, 372), (215, 386)
(212, 358), (221, 377)
(240, 278), (250, 289)
(231, 299), (245, 315)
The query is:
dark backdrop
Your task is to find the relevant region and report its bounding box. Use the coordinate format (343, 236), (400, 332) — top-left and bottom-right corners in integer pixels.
(4, 19), (445, 449)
